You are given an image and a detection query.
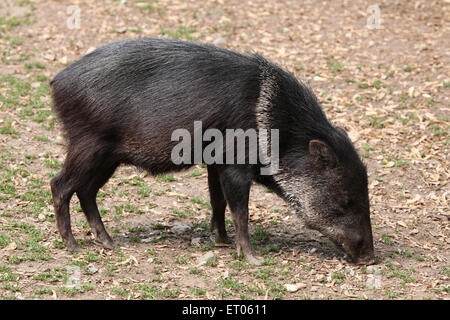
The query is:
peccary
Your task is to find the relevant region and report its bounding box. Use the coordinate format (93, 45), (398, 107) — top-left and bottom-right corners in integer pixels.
(50, 38), (375, 265)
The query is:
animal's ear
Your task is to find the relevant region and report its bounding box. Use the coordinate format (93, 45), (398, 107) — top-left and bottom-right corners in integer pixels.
(309, 140), (337, 167)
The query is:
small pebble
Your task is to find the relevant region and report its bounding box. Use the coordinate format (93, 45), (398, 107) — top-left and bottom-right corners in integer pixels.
(197, 252), (216, 265)
(87, 264), (98, 274)
(285, 283), (307, 292)
(213, 37), (226, 45)
(191, 237), (201, 246)
(170, 224), (191, 234)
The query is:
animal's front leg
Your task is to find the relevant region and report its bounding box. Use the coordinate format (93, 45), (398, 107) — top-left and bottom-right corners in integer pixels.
(218, 166), (263, 266)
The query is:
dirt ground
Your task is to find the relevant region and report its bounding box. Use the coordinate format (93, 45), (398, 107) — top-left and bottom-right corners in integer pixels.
(0, 0), (448, 300)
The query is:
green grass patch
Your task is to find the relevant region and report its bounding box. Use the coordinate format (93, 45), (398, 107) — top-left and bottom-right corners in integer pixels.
(24, 61), (46, 72)
(156, 174), (176, 182)
(161, 27), (197, 41)
(326, 57), (344, 73)
(0, 121), (19, 137)
(188, 169), (203, 177)
(381, 234), (394, 245)
(251, 224), (271, 245)
(387, 269), (414, 283)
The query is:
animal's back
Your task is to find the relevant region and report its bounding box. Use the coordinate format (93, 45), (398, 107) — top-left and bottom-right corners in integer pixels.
(51, 38), (260, 123)
(50, 38), (263, 170)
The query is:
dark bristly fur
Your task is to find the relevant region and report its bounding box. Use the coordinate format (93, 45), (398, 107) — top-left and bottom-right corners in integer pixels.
(50, 38), (374, 265)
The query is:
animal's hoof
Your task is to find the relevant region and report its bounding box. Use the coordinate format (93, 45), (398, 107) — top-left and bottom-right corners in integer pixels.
(215, 235), (232, 245)
(95, 239), (114, 250)
(356, 256), (376, 265)
(245, 254), (264, 266)
(96, 233), (115, 249)
(68, 243), (81, 253)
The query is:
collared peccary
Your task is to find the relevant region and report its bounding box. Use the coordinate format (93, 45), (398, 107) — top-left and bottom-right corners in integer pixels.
(50, 38), (375, 265)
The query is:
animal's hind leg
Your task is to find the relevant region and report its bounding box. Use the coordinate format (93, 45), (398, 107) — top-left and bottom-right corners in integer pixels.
(207, 165), (230, 244)
(51, 161), (80, 252)
(76, 160), (118, 249)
